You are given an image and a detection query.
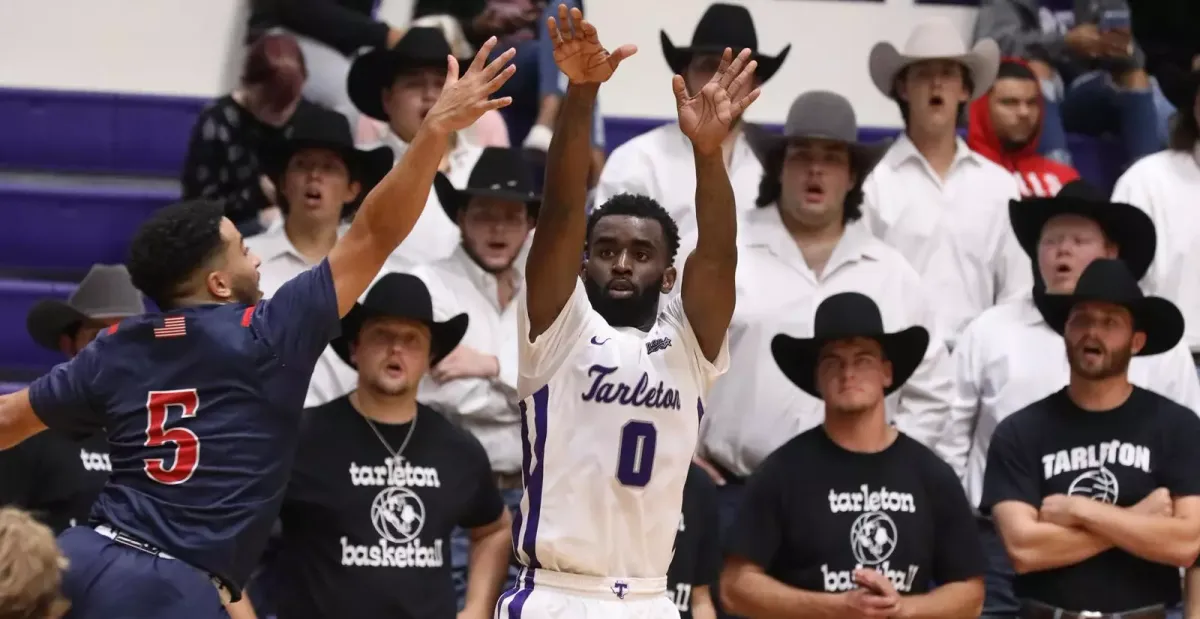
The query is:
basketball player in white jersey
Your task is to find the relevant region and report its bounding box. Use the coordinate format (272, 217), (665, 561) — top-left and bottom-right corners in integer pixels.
(495, 5), (760, 618)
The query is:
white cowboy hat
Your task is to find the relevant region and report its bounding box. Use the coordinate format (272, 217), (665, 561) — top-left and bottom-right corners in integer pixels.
(868, 18), (1000, 101)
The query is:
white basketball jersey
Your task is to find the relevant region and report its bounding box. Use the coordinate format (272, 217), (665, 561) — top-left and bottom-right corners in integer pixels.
(514, 279), (729, 578)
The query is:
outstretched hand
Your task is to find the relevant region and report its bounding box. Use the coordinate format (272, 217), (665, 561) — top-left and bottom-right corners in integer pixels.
(547, 4), (637, 85)
(423, 37), (517, 135)
(674, 48), (761, 155)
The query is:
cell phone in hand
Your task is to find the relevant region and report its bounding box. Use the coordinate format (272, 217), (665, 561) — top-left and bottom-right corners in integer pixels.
(1099, 9), (1131, 32)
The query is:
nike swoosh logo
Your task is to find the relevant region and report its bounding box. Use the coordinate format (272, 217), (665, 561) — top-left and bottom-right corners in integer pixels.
(590, 336), (610, 346)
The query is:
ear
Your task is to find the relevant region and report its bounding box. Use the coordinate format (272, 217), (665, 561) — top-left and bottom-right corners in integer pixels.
(661, 265), (678, 294)
(57, 333), (76, 359)
(881, 358), (894, 390)
(206, 269), (235, 302)
(1130, 330), (1147, 355)
(343, 179), (363, 205)
(349, 340), (360, 366)
(894, 75), (908, 102)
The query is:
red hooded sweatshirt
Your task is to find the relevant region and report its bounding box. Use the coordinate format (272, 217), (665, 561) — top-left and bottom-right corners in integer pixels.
(967, 58), (1080, 197)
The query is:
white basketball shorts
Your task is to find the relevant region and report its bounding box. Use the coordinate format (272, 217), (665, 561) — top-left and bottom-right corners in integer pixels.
(494, 568), (679, 619)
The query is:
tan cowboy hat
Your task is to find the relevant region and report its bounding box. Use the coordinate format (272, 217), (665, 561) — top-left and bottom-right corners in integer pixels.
(868, 18), (1000, 101)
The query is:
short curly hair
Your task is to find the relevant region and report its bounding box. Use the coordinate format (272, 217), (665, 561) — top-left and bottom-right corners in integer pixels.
(127, 200), (228, 310)
(0, 507), (70, 619)
(586, 194), (681, 263)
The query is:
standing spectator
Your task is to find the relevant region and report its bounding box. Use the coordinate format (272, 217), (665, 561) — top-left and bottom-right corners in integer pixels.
(974, 0), (1171, 166)
(982, 258), (1200, 617)
(1127, 0), (1200, 117)
(0, 507), (69, 619)
(0, 265), (144, 533)
(690, 91), (952, 532)
(1110, 68), (1200, 372)
(667, 463), (721, 619)
(347, 27), (493, 269)
(274, 273), (512, 619)
(414, 147), (537, 606)
(246, 0), (406, 123)
(721, 292), (986, 619)
(863, 18), (1030, 346)
(181, 34), (313, 236)
(247, 105), (391, 407)
(595, 3), (790, 254)
(937, 180), (1200, 617)
(968, 58), (1081, 196)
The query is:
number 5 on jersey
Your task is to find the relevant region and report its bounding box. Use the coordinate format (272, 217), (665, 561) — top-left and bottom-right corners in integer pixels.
(616, 420), (657, 487)
(144, 389), (201, 485)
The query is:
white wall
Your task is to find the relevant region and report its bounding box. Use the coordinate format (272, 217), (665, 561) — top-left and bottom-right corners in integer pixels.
(0, 0), (978, 128)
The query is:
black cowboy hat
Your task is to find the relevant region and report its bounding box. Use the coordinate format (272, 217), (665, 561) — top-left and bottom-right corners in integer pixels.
(660, 3), (790, 85)
(1034, 258), (1183, 357)
(347, 27), (466, 121)
(331, 272), (469, 368)
(770, 292), (930, 400)
(27, 264), (145, 351)
(262, 105), (393, 214)
(1009, 179), (1157, 280)
(434, 147), (541, 221)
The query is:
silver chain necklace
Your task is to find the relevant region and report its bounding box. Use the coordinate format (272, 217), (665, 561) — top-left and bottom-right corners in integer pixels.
(357, 404), (418, 462)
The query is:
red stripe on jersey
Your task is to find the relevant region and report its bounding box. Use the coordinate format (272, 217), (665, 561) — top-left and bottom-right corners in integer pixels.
(241, 305), (255, 327)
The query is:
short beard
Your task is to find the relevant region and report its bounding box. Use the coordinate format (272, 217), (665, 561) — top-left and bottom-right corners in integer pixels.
(363, 373), (412, 398)
(583, 275), (663, 330)
(999, 136), (1030, 153)
(1067, 341), (1133, 380)
(462, 241), (516, 275)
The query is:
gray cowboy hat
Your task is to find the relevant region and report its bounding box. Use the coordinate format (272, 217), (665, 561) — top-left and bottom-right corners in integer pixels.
(869, 18), (1000, 101)
(27, 264), (146, 350)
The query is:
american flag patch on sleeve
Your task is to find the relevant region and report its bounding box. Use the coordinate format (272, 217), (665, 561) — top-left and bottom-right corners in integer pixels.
(153, 316), (187, 338)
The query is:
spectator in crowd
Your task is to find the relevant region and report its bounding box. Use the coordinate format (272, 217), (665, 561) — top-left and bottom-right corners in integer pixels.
(1111, 68), (1200, 372)
(667, 464), (721, 619)
(595, 3), (791, 253)
(982, 258), (1200, 618)
(246, 0), (406, 122)
(181, 34), (313, 236)
(1127, 0), (1200, 116)
(0, 265), (144, 533)
(937, 179), (1200, 618)
(414, 147), (537, 606)
(974, 0), (1171, 167)
(274, 273), (512, 619)
(863, 18), (1030, 346)
(968, 58), (1081, 196)
(347, 27), (495, 269)
(721, 292), (986, 619)
(0, 507), (69, 619)
(246, 104), (391, 407)
(691, 91), (952, 528)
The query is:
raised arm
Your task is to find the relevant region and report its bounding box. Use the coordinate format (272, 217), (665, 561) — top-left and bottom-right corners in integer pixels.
(327, 39), (516, 316)
(676, 48), (760, 362)
(524, 4), (636, 339)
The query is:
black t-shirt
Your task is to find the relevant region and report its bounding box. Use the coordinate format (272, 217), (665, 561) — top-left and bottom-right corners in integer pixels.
(275, 397), (504, 619)
(667, 463), (721, 619)
(980, 386), (1200, 612)
(0, 431), (109, 533)
(727, 428), (984, 594)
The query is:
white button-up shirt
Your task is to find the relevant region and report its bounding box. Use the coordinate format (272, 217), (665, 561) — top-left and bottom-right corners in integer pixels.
(410, 246), (524, 474)
(695, 208), (955, 477)
(862, 135), (1031, 347)
(1111, 149), (1200, 353)
(594, 123), (762, 254)
(374, 132), (484, 271)
(246, 224), (358, 407)
(938, 295), (1200, 508)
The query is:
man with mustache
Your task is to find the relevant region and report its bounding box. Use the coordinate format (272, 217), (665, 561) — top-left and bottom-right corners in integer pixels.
(938, 179), (1200, 617)
(981, 259), (1200, 618)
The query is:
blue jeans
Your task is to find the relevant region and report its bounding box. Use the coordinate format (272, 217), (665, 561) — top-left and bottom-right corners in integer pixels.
(1059, 71), (1172, 165)
(452, 487), (525, 611)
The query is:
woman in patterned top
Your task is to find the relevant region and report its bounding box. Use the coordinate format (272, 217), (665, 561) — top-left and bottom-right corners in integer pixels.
(181, 33), (314, 236)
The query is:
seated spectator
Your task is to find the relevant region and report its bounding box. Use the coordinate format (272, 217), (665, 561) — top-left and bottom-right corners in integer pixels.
(595, 2), (790, 255)
(1111, 67), (1200, 370)
(975, 0), (1173, 166)
(0, 507), (69, 619)
(246, 0), (406, 122)
(968, 58), (1081, 196)
(248, 104), (391, 407)
(181, 33), (313, 236)
(347, 27), (493, 269)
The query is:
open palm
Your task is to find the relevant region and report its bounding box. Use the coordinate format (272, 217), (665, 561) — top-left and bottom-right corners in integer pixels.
(547, 4), (637, 84)
(674, 48), (761, 155)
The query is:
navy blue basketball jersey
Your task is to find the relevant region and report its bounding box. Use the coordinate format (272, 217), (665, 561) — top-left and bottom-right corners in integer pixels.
(27, 260), (340, 591)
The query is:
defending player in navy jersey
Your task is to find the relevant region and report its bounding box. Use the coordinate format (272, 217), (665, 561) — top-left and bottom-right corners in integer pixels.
(0, 39), (518, 619)
(497, 5), (754, 619)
